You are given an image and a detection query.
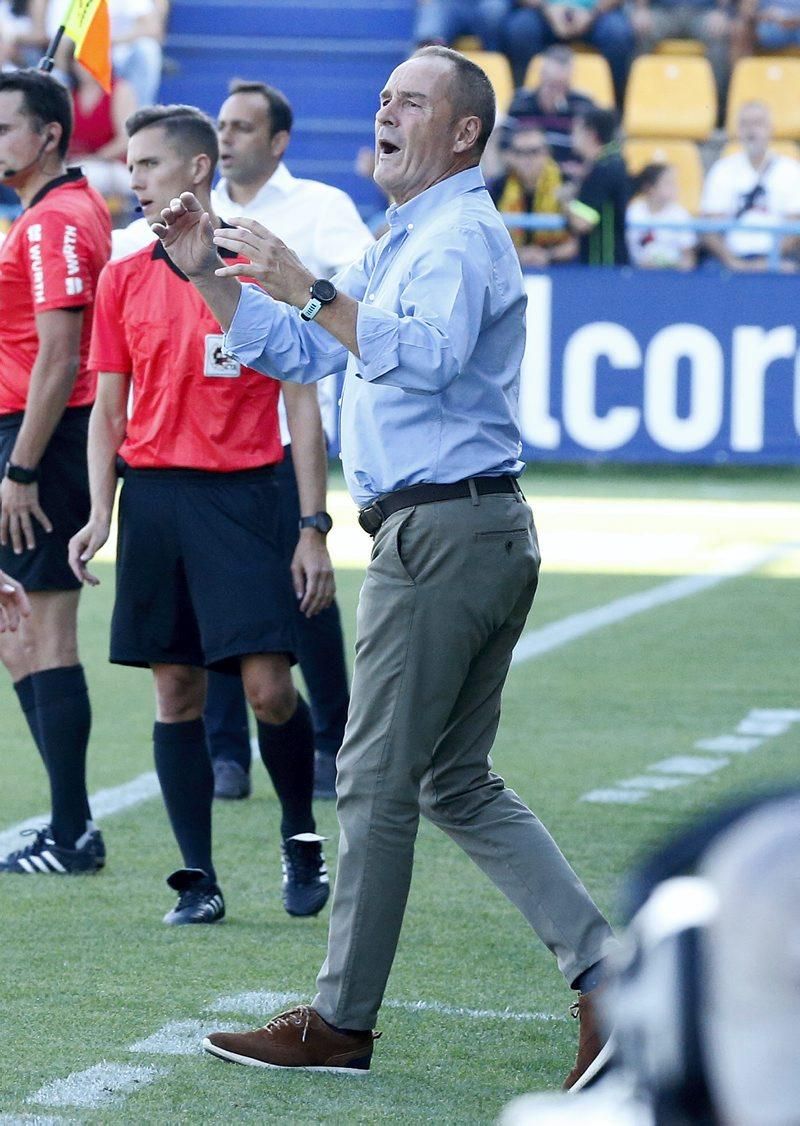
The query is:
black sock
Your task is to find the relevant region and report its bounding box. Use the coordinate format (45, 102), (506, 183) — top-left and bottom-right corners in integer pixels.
(31, 665), (92, 847)
(14, 674), (47, 768)
(257, 695), (315, 840)
(153, 718), (215, 881)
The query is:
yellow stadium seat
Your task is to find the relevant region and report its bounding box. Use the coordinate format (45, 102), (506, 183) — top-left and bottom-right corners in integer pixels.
(452, 36), (482, 52)
(721, 139), (800, 160)
(461, 50), (514, 113)
(524, 52), (615, 108)
(655, 38), (705, 56)
(624, 138), (704, 213)
(725, 57), (800, 138)
(623, 55), (717, 141)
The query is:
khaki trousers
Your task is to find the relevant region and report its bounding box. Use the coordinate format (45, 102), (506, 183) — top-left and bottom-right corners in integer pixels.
(312, 491), (613, 1029)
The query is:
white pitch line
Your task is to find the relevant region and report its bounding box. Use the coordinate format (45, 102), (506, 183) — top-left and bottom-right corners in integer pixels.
(207, 990), (564, 1025)
(0, 543), (787, 849)
(129, 1020), (247, 1056)
(0, 1116), (64, 1125)
(511, 543), (784, 665)
(0, 772), (160, 857)
(27, 1064), (165, 1110)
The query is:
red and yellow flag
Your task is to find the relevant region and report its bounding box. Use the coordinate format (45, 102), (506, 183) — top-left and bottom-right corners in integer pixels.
(62, 0), (112, 93)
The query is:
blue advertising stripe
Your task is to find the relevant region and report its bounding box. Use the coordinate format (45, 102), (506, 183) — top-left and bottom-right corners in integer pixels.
(519, 268), (800, 464)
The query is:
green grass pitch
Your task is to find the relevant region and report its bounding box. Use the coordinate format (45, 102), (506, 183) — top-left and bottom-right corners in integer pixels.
(0, 466), (798, 1123)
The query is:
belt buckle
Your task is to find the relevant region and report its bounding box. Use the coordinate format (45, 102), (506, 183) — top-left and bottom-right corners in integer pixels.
(358, 502), (384, 536)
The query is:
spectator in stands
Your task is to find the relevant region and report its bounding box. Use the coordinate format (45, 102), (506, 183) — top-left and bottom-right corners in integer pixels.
(503, 45), (595, 181)
(626, 162), (697, 269)
(701, 99), (800, 272)
(736, 0), (800, 53)
(0, 0), (46, 69)
(631, 0), (734, 111)
(567, 106), (629, 264)
(47, 0), (167, 107)
(66, 54), (136, 200)
(413, 0), (511, 51)
(490, 123), (578, 265)
(500, 0), (635, 105)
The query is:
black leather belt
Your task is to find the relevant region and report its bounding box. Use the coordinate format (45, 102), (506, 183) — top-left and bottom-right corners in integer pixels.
(357, 475), (521, 536)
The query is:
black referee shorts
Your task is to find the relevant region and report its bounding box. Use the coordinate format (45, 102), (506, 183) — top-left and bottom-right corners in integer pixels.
(110, 466), (298, 671)
(0, 406), (91, 592)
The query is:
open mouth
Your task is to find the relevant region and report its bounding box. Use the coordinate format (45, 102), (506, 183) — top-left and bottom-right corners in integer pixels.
(378, 140), (400, 157)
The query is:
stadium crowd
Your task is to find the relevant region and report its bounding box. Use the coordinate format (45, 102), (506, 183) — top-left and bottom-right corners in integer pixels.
(0, 0), (798, 1105)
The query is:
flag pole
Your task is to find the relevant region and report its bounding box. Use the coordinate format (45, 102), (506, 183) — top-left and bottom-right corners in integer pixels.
(38, 24), (66, 74)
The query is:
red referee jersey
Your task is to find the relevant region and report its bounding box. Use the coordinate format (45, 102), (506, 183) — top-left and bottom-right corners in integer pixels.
(0, 169), (111, 415)
(89, 239), (283, 471)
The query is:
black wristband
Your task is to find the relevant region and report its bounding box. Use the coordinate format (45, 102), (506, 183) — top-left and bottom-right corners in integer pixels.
(4, 461), (38, 484)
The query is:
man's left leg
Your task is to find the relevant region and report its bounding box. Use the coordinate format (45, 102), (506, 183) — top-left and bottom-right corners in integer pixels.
(0, 589), (100, 873)
(241, 652), (328, 918)
(418, 586), (615, 1090)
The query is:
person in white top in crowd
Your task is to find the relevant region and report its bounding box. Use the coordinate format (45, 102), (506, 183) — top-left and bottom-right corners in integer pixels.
(626, 162), (696, 270)
(47, 0), (168, 108)
(701, 99), (800, 272)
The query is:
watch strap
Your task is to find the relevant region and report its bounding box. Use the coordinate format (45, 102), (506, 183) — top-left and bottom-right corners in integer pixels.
(4, 461), (38, 484)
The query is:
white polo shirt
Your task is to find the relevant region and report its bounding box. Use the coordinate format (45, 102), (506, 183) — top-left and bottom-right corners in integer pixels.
(701, 150), (800, 257)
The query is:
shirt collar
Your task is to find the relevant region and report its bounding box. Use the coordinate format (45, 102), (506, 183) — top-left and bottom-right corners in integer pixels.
(385, 166), (487, 231)
(217, 161), (294, 210)
(27, 166), (85, 210)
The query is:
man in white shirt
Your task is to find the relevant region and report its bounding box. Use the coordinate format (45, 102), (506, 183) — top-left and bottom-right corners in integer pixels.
(210, 81), (373, 801)
(110, 84), (372, 800)
(701, 99), (800, 271)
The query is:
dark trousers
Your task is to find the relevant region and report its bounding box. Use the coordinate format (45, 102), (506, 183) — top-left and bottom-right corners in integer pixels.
(204, 445), (350, 766)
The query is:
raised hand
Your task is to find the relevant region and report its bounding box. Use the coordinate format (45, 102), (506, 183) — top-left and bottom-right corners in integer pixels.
(152, 192), (219, 279)
(212, 218), (315, 308)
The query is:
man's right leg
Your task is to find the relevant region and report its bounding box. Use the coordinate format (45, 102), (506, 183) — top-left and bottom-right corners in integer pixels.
(152, 662), (225, 925)
(152, 662), (213, 875)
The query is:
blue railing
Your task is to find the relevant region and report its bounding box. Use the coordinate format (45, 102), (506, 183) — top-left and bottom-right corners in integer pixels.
(503, 213), (800, 271)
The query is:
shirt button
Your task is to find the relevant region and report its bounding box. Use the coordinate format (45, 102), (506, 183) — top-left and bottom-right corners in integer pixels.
(407, 223), (414, 231)
(368, 294), (375, 302)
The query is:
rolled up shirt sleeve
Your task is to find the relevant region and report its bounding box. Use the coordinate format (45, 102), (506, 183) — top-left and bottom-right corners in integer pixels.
(223, 283), (349, 383)
(353, 227), (492, 394)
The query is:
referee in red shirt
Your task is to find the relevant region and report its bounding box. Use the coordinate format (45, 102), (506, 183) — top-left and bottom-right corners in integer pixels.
(69, 105), (334, 924)
(0, 70), (111, 876)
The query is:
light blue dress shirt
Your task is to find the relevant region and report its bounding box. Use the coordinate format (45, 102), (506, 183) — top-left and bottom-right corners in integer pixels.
(223, 166), (527, 508)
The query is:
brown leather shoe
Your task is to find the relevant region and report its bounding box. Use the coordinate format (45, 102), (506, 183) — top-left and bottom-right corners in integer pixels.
(563, 988), (614, 1092)
(203, 1006), (380, 1074)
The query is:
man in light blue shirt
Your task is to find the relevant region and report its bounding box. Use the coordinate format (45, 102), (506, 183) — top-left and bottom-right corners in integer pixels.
(154, 45), (614, 1089)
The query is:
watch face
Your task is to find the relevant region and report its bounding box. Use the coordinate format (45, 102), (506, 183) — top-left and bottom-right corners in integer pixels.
(311, 279), (337, 304)
(315, 511), (333, 534)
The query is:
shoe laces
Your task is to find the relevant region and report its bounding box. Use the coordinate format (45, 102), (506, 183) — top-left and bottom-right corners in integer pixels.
(263, 1006), (312, 1042)
(282, 839), (324, 885)
(176, 884), (213, 910)
(4, 826), (50, 862)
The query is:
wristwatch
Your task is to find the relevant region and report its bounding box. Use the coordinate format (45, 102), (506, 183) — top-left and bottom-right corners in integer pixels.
(299, 279), (337, 322)
(299, 511), (333, 535)
(4, 461), (38, 484)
